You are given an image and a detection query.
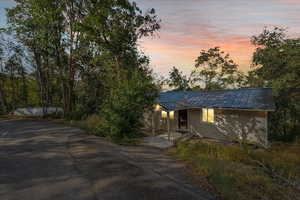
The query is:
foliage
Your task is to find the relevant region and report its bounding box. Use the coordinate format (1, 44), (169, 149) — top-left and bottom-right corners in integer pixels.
(167, 47), (245, 91)
(0, 33), (35, 114)
(168, 66), (190, 91)
(250, 27), (300, 141)
(98, 68), (158, 141)
(67, 114), (104, 135)
(192, 47), (244, 90)
(168, 140), (300, 200)
(4, 0), (161, 141)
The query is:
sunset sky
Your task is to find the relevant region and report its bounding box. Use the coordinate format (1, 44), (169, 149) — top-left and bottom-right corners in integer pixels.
(1, 0), (300, 77)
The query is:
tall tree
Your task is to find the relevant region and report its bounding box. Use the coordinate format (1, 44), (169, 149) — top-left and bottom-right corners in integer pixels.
(6, 0), (161, 140)
(250, 27), (300, 141)
(168, 66), (190, 91)
(192, 47), (244, 90)
(0, 32), (29, 112)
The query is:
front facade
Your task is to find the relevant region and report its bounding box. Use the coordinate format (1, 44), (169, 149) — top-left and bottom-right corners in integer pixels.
(148, 88), (275, 146)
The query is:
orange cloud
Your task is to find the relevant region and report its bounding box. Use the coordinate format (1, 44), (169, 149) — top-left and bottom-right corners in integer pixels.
(139, 31), (255, 76)
(136, 0), (300, 77)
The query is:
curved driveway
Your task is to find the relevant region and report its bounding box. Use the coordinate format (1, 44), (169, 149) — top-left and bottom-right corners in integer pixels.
(0, 120), (214, 200)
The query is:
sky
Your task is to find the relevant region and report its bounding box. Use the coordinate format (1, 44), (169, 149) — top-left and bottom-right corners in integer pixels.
(1, 0), (300, 77)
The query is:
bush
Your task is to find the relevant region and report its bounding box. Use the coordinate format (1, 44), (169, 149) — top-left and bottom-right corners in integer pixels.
(65, 109), (86, 121)
(98, 69), (158, 142)
(44, 111), (64, 119)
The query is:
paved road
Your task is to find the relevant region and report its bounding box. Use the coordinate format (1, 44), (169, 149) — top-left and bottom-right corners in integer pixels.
(0, 120), (214, 200)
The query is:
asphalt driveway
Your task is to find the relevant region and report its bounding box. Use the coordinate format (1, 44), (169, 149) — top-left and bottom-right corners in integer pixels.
(0, 120), (214, 200)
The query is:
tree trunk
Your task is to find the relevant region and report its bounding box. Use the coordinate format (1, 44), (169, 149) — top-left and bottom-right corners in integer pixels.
(0, 82), (7, 113)
(66, 0), (75, 113)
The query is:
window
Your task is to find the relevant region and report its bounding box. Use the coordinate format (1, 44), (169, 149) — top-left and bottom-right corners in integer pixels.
(161, 111), (167, 118)
(169, 111), (174, 119)
(202, 108), (214, 123)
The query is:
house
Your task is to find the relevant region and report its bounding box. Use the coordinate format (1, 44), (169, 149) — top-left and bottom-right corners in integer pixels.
(149, 88), (275, 146)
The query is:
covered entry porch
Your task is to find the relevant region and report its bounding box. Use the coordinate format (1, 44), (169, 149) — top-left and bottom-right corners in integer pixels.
(150, 107), (202, 138)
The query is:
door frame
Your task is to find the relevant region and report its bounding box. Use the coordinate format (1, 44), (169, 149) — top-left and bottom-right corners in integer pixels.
(178, 109), (188, 130)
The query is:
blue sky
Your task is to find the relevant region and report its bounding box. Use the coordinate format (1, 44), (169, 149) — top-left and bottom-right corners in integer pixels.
(0, 0), (15, 26)
(1, 0), (300, 76)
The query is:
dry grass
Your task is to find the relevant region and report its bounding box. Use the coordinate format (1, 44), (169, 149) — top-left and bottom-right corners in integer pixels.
(68, 114), (103, 135)
(167, 140), (300, 200)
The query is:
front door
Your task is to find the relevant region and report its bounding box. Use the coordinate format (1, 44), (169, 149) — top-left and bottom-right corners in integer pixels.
(178, 110), (188, 129)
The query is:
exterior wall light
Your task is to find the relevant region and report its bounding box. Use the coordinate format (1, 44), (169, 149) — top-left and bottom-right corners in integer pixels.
(154, 104), (161, 111)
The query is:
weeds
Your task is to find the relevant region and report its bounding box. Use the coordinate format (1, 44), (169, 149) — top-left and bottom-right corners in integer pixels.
(168, 140), (300, 200)
(66, 114), (143, 145)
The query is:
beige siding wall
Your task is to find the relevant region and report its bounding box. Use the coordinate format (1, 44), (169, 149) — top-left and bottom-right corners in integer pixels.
(188, 108), (268, 145)
(148, 108), (268, 145)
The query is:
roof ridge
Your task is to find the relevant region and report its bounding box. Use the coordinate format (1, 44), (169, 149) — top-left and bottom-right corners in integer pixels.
(160, 88), (272, 94)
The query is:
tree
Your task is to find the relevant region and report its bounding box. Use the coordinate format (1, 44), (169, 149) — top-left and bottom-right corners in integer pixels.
(6, 0), (161, 140)
(168, 66), (190, 91)
(0, 32), (29, 113)
(250, 27), (300, 141)
(75, 0), (161, 139)
(192, 47), (244, 90)
(99, 66), (159, 141)
(7, 0), (65, 111)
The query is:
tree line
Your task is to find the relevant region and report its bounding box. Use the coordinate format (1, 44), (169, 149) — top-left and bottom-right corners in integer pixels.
(0, 0), (298, 142)
(0, 0), (161, 141)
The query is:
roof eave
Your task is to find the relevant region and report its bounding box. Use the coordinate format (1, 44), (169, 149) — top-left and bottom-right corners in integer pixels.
(156, 104), (276, 112)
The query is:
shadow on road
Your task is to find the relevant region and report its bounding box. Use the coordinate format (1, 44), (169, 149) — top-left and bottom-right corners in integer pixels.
(0, 120), (215, 200)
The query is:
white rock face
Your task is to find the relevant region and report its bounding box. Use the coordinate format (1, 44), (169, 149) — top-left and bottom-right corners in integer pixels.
(13, 107), (63, 117)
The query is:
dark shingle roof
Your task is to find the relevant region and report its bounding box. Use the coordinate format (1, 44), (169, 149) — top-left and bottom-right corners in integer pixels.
(157, 88), (275, 111)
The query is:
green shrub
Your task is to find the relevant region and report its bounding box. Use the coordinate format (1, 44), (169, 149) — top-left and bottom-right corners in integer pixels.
(65, 109), (86, 121)
(98, 69), (158, 142)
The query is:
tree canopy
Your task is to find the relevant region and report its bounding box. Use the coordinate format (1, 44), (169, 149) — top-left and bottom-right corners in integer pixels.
(250, 27), (300, 141)
(2, 0), (161, 141)
(167, 47), (244, 91)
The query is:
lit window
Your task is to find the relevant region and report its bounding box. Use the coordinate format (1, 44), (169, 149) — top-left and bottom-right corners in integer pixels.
(161, 111), (167, 118)
(169, 111), (174, 119)
(202, 108), (214, 123)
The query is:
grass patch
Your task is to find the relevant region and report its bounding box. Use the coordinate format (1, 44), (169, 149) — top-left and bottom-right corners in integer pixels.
(167, 140), (300, 200)
(65, 114), (103, 135)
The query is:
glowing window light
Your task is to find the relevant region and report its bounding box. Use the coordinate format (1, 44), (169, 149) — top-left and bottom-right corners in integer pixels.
(208, 109), (214, 123)
(202, 108), (214, 123)
(202, 108), (208, 122)
(169, 111), (174, 119)
(161, 111), (167, 118)
(154, 104), (161, 111)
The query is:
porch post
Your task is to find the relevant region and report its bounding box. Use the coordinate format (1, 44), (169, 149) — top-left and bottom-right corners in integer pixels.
(187, 109), (190, 132)
(167, 112), (170, 141)
(152, 111), (155, 136)
(265, 111), (268, 147)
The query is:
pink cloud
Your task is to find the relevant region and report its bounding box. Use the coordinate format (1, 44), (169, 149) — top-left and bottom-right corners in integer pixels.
(136, 0), (300, 77)
(140, 30), (255, 76)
